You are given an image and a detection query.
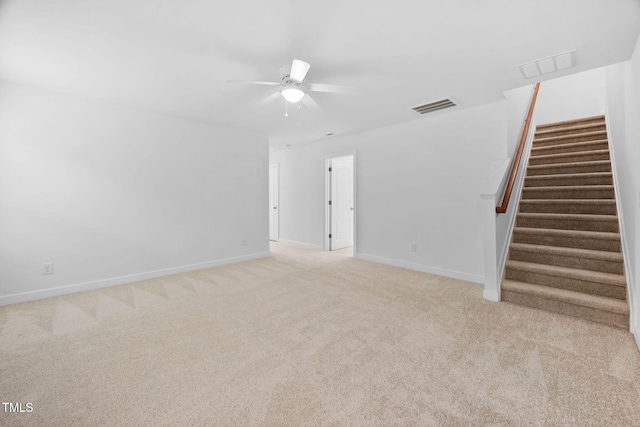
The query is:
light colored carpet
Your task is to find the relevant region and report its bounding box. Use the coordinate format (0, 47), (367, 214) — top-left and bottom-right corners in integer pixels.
(1, 241), (639, 426)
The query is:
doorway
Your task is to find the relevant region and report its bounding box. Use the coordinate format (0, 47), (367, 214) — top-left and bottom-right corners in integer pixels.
(325, 154), (355, 254)
(269, 163), (279, 241)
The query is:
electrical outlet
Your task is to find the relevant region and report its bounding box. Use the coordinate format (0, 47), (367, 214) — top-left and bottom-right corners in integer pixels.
(42, 262), (54, 275)
(411, 243), (417, 252)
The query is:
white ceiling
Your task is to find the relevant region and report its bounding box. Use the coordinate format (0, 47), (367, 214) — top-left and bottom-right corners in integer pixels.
(1, 0), (639, 151)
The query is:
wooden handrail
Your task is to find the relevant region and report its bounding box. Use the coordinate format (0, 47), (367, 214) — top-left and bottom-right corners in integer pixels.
(496, 82), (540, 214)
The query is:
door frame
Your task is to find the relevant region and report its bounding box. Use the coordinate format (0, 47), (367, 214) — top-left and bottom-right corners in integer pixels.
(269, 163), (279, 241)
(324, 150), (357, 255)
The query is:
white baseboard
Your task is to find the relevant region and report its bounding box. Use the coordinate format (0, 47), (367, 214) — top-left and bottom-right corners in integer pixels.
(0, 252), (270, 307)
(356, 253), (483, 284)
(273, 239), (323, 249)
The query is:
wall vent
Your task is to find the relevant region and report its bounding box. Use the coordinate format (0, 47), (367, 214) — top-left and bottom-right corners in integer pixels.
(411, 98), (457, 115)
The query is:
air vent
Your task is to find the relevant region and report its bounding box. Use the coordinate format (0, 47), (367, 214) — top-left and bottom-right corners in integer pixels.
(411, 98), (457, 115)
(519, 50), (577, 79)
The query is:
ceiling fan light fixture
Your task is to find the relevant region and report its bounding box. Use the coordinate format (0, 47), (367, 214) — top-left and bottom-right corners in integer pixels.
(281, 88), (305, 103)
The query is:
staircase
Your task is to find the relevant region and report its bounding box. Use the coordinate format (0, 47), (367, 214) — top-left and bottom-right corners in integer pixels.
(502, 115), (629, 329)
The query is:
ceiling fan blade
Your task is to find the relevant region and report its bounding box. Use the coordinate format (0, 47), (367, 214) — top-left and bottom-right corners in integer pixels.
(227, 80), (280, 86)
(301, 94), (323, 113)
(255, 92), (281, 106)
(290, 59), (311, 82)
(308, 83), (357, 95)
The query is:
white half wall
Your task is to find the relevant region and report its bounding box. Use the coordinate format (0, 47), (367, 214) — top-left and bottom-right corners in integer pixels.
(0, 81), (269, 305)
(495, 84), (541, 282)
(270, 102), (508, 283)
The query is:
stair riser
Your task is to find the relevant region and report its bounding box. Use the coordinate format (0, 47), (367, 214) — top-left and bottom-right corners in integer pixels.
(521, 188), (614, 199)
(524, 175), (612, 187)
(528, 151), (609, 166)
(516, 216), (619, 233)
(518, 202), (617, 215)
(502, 290), (629, 329)
(535, 124), (606, 138)
(527, 162), (611, 176)
(509, 249), (624, 275)
(533, 135), (608, 148)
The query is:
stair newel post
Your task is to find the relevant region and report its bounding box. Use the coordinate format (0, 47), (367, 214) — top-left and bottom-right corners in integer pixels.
(480, 189), (502, 302)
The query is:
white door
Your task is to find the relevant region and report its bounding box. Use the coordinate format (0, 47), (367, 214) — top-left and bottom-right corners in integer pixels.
(330, 156), (353, 250)
(269, 164), (279, 241)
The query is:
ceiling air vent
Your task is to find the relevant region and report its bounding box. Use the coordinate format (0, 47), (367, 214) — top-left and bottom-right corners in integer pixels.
(411, 98), (457, 115)
(519, 50), (577, 79)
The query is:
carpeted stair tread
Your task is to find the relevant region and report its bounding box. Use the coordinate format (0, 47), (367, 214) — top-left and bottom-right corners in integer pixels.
(521, 185), (615, 200)
(509, 243), (623, 263)
(502, 279), (629, 315)
(518, 199), (617, 215)
(531, 139), (608, 155)
(513, 227), (621, 240)
(536, 115), (605, 130)
(526, 160), (611, 176)
(512, 227), (622, 252)
(516, 212), (619, 222)
(527, 149), (610, 166)
(509, 242), (623, 275)
(505, 260), (626, 288)
(531, 135), (608, 150)
(535, 122), (606, 138)
(516, 212), (619, 232)
(512, 227), (621, 241)
(505, 263), (626, 299)
(524, 172), (613, 187)
(522, 183), (614, 192)
(533, 134), (607, 144)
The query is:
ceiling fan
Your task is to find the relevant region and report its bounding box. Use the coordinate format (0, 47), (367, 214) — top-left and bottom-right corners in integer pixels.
(228, 59), (356, 113)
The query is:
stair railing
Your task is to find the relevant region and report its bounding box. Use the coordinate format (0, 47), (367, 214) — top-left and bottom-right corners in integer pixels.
(496, 82), (541, 213)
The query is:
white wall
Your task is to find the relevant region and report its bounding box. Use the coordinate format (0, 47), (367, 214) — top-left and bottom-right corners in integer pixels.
(271, 102), (508, 283)
(534, 67), (607, 125)
(605, 32), (640, 338)
(0, 81), (269, 304)
(504, 83), (536, 157)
